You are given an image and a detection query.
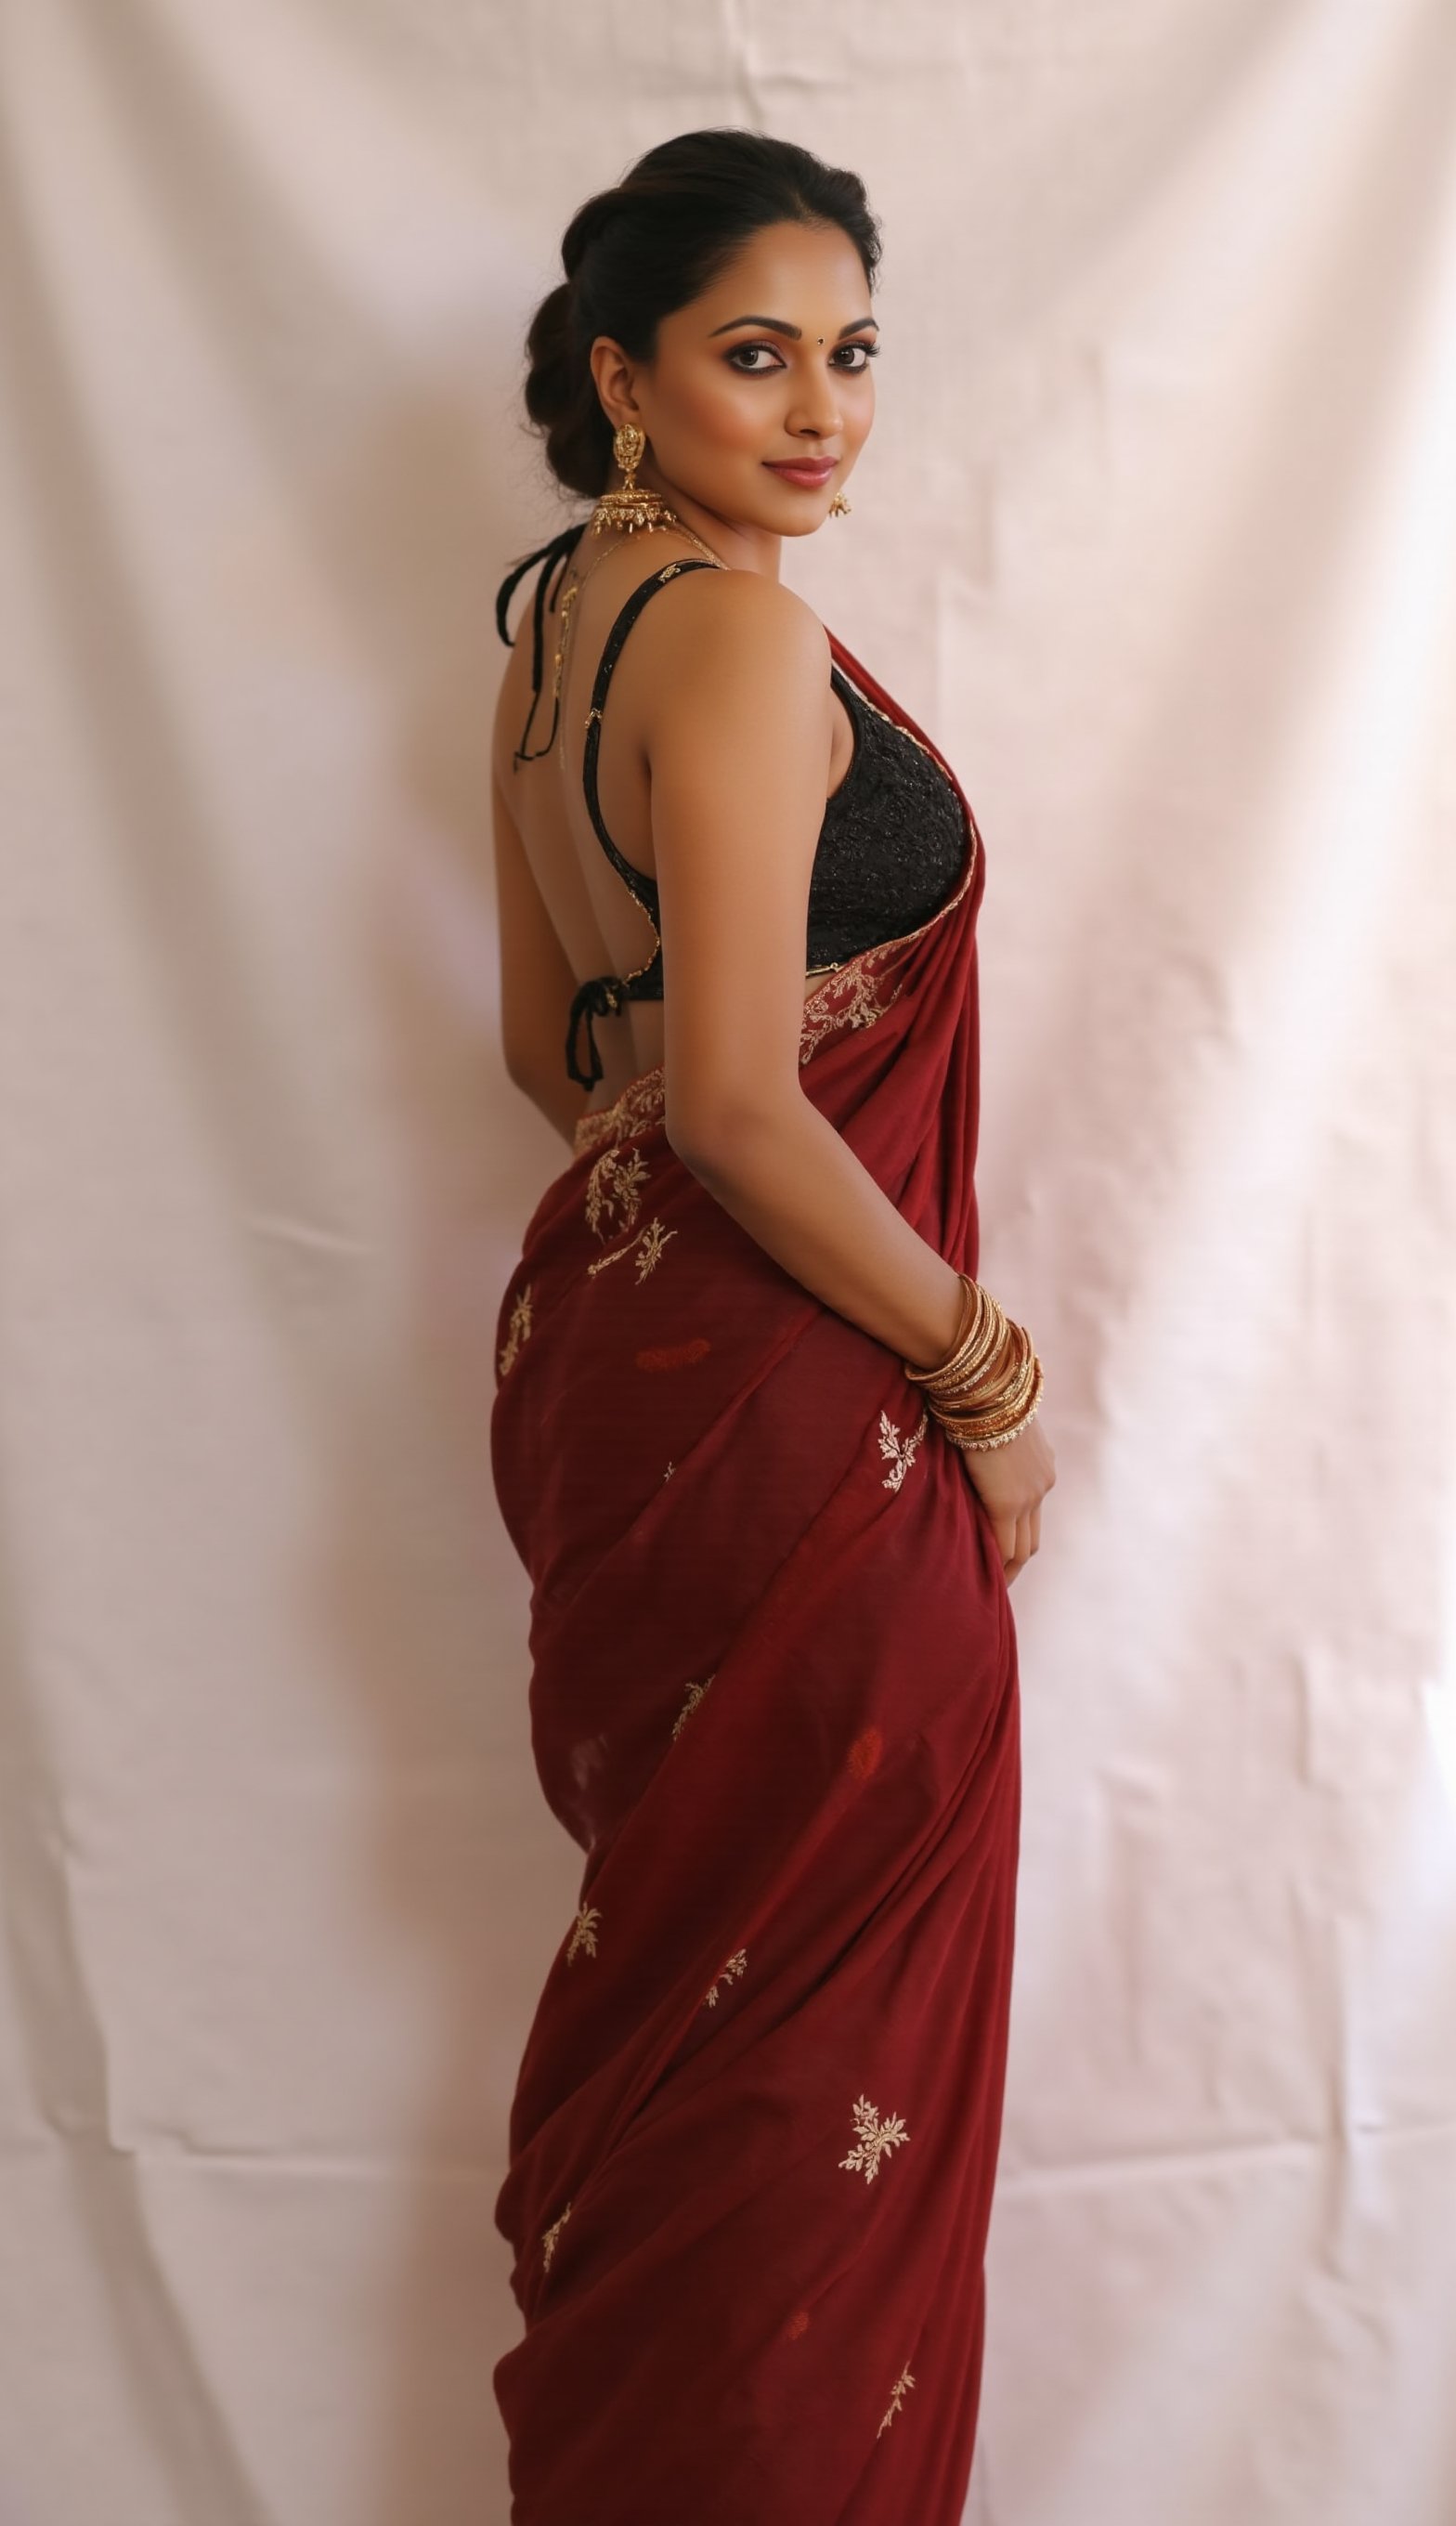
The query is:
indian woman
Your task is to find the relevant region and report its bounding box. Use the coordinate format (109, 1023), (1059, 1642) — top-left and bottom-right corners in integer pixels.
(488, 126), (1056, 2525)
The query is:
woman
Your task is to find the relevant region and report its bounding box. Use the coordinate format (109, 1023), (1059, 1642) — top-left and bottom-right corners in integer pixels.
(488, 128), (1055, 2526)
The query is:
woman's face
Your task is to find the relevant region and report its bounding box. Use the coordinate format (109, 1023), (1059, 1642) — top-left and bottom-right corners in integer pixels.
(592, 219), (877, 536)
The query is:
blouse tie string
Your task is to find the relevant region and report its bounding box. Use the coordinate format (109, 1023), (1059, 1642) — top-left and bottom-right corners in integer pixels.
(566, 972), (628, 1090)
(495, 521), (589, 765)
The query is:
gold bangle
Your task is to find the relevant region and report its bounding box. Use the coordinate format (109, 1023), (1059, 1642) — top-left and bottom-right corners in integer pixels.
(938, 1354), (1046, 1451)
(933, 1322), (1035, 1416)
(904, 1272), (980, 1383)
(905, 1270), (1044, 1450)
(905, 1274), (1006, 1395)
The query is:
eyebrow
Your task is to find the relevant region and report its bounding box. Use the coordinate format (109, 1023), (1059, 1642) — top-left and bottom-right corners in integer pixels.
(707, 313), (878, 340)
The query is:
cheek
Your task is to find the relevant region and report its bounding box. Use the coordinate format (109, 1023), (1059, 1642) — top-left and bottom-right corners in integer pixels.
(673, 372), (769, 455)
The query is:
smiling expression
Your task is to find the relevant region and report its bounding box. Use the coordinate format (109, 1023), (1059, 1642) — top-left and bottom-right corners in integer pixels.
(588, 219), (878, 538)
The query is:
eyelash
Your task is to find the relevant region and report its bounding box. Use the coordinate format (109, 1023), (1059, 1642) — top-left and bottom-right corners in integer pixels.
(725, 342), (879, 375)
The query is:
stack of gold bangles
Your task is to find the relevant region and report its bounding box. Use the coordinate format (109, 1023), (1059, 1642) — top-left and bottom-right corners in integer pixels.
(903, 1271), (1045, 1452)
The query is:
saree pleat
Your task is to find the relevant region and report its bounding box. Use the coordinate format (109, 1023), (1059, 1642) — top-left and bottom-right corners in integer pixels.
(491, 631), (1020, 2524)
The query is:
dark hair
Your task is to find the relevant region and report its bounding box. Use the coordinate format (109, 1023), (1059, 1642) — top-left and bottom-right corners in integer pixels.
(522, 128), (881, 499)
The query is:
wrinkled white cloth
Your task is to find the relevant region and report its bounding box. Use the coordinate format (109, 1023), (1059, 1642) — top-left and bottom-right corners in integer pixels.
(1, 2), (1453, 2521)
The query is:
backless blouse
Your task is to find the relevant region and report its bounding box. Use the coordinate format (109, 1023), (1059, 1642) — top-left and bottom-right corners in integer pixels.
(495, 525), (967, 1088)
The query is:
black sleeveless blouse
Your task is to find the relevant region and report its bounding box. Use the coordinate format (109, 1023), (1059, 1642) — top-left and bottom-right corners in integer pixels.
(495, 525), (967, 1088)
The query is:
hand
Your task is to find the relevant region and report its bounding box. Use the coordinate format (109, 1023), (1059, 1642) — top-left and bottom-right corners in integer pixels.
(956, 1415), (1056, 1585)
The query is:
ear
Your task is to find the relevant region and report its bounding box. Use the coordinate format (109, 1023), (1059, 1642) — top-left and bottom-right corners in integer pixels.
(589, 335), (644, 432)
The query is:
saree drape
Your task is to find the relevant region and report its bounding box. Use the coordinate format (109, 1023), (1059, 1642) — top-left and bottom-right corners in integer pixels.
(490, 629), (1020, 2526)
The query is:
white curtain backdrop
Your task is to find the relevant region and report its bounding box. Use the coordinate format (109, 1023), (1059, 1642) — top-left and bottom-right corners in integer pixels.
(2, 4), (1454, 2521)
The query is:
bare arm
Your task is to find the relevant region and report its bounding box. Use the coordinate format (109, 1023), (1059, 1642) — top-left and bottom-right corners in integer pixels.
(645, 571), (965, 1371)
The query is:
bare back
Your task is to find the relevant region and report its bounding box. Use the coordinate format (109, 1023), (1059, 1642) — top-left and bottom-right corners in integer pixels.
(491, 531), (858, 1113)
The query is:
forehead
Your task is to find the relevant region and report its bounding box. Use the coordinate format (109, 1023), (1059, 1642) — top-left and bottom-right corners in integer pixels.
(678, 221), (870, 327)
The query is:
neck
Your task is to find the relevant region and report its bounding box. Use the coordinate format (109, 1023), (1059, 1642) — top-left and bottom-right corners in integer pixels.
(624, 460), (783, 580)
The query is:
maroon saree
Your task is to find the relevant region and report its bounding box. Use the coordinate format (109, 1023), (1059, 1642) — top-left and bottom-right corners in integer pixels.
(490, 629), (1020, 2525)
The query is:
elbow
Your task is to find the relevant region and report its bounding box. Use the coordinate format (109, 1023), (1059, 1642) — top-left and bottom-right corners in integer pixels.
(664, 1095), (790, 1188)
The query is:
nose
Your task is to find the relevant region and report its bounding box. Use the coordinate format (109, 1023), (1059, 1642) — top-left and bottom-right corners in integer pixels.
(786, 362), (843, 441)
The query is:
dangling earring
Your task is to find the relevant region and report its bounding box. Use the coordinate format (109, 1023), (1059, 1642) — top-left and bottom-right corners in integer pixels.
(827, 490), (852, 518)
(592, 422), (679, 535)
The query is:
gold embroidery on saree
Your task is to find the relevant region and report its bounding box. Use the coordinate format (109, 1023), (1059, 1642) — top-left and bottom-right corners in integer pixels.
(671, 1673), (716, 1739)
(498, 1283), (534, 1377)
(587, 1240), (632, 1278)
(878, 1404), (930, 1491)
(798, 954), (905, 1065)
(839, 2094), (911, 2183)
(878, 2362), (916, 2434)
(575, 1068), (670, 1159)
(701, 1947), (748, 2008)
(570, 891), (953, 1165)
(566, 1901), (601, 1963)
(585, 1214), (678, 1281)
(585, 1143), (650, 1241)
(634, 1217), (675, 1278)
(540, 2201), (572, 2272)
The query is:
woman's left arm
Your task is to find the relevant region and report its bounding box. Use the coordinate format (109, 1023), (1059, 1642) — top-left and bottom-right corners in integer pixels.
(491, 771), (591, 1149)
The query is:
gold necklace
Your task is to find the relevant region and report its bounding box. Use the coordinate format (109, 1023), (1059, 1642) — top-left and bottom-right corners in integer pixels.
(551, 515), (728, 765)
(627, 508), (728, 572)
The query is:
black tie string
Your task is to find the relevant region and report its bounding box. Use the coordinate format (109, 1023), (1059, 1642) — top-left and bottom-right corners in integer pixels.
(565, 973), (630, 1089)
(495, 521), (589, 766)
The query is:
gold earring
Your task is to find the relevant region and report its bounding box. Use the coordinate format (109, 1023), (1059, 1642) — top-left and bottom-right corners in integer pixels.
(592, 422), (679, 535)
(827, 490), (852, 518)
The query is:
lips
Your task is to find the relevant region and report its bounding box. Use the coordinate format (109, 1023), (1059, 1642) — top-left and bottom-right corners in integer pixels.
(764, 459), (838, 488)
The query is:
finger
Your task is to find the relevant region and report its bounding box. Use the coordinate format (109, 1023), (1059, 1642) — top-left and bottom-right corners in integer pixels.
(994, 1517), (1019, 1569)
(1029, 1502), (1041, 1556)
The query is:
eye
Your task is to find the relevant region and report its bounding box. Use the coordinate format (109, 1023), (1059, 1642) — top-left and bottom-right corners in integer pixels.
(833, 342), (879, 372)
(725, 343), (785, 373)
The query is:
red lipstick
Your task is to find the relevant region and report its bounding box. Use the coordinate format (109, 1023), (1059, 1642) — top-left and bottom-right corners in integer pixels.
(764, 458), (838, 489)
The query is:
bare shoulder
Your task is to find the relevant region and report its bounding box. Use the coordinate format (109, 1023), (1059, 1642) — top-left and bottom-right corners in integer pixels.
(664, 562), (829, 653)
(640, 566), (830, 709)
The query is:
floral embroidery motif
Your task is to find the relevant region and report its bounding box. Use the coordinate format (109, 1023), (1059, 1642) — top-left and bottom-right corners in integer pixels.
(878, 1404), (930, 1491)
(586, 1236), (635, 1278)
(671, 1673), (716, 1739)
(702, 1948), (748, 2008)
(839, 2094), (911, 2184)
(585, 1214), (678, 1281)
(878, 2362), (916, 2434)
(540, 2201), (572, 2272)
(574, 1069), (669, 1159)
(663, 1460), (676, 1481)
(635, 1217), (676, 1278)
(498, 1283), (534, 1377)
(799, 953), (906, 1065)
(566, 1901), (601, 1963)
(585, 1143), (650, 1242)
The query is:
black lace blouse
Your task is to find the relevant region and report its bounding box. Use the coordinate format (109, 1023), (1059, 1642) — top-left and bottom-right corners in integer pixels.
(495, 527), (968, 1087)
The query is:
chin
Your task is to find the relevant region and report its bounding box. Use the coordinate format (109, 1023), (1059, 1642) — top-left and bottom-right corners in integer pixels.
(745, 487), (838, 535)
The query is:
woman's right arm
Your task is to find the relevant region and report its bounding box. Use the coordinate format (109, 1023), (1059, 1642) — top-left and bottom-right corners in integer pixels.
(642, 567), (967, 1372)
(641, 567), (1055, 1579)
